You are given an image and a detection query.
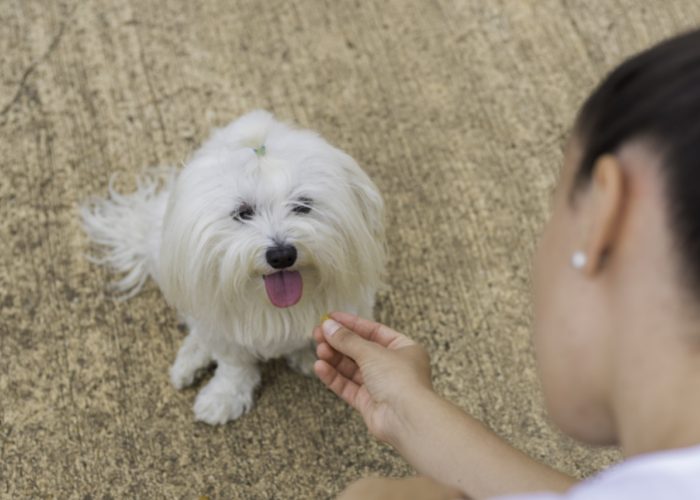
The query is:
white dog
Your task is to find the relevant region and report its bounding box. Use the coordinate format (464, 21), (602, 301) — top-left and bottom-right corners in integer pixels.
(81, 111), (385, 424)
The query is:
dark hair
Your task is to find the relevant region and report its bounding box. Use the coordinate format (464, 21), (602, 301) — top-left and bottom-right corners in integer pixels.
(574, 28), (700, 292)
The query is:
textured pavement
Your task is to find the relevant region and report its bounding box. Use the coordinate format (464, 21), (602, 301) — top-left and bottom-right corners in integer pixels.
(2, 1), (699, 498)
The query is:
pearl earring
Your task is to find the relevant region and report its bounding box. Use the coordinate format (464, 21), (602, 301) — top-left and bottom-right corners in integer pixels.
(571, 251), (587, 270)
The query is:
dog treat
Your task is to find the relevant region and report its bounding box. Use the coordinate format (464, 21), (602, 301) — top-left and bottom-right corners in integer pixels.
(320, 313), (331, 325)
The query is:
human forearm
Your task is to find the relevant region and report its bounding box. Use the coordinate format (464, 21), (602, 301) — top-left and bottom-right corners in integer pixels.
(388, 389), (577, 499)
(314, 316), (576, 498)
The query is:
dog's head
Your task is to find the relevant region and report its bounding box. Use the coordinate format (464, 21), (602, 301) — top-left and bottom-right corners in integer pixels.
(159, 110), (385, 318)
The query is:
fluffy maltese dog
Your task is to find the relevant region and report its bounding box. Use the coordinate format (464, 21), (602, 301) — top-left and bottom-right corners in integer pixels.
(82, 111), (385, 424)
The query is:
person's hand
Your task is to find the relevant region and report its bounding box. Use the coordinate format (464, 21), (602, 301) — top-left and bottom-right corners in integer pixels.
(313, 312), (434, 444)
(337, 476), (465, 500)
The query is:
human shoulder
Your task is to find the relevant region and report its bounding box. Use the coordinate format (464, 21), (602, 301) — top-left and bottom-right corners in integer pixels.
(491, 445), (700, 500)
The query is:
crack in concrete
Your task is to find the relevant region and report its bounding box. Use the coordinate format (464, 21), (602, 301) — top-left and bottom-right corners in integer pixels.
(0, 2), (82, 118)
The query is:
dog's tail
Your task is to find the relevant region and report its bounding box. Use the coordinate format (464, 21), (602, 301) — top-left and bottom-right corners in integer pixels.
(80, 168), (175, 299)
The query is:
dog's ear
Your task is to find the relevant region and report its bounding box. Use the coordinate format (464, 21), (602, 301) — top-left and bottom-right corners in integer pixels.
(340, 154), (385, 241)
(157, 174), (208, 315)
(335, 152), (387, 291)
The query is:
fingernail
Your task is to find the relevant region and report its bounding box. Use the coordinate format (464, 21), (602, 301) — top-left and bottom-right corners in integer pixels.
(322, 319), (342, 337)
(320, 313), (331, 325)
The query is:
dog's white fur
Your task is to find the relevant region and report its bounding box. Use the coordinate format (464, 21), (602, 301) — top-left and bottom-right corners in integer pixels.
(81, 111), (385, 424)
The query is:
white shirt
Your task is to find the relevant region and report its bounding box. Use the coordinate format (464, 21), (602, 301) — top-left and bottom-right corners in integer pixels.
(494, 445), (700, 500)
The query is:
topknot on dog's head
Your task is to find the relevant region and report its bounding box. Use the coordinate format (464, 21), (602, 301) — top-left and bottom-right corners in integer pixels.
(203, 110), (293, 156)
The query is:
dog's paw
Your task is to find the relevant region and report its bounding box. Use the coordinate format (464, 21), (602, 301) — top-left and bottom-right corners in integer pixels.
(285, 346), (317, 377)
(170, 336), (212, 390)
(193, 383), (254, 425)
(170, 360), (209, 390)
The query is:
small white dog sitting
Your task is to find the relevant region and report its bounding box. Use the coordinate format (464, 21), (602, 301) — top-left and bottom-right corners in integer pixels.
(82, 111), (385, 424)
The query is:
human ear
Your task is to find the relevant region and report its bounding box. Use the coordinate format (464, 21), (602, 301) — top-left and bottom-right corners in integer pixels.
(581, 154), (626, 274)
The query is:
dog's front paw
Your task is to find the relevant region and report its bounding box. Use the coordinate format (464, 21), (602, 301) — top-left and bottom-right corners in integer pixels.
(170, 361), (205, 391)
(191, 359), (260, 425)
(193, 380), (254, 425)
(170, 333), (212, 390)
(285, 345), (317, 377)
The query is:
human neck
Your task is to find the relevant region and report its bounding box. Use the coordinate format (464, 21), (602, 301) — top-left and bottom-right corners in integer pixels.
(611, 312), (700, 458)
(604, 163), (700, 457)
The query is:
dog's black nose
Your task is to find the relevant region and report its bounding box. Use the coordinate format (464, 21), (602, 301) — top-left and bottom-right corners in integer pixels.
(266, 244), (297, 269)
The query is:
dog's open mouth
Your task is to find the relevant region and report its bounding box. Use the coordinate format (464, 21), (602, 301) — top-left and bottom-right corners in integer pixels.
(263, 270), (303, 308)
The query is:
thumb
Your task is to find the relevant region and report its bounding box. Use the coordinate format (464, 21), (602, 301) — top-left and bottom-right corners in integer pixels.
(322, 318), (374, 360)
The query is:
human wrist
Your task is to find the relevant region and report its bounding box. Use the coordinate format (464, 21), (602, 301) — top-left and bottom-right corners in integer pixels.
(382, 385), (442, 450)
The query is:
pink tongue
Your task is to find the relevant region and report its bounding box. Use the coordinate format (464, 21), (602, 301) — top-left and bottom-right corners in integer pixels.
(263, 271), (303, 308)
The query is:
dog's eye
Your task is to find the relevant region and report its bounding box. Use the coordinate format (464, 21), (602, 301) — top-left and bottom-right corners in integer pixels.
(231, 203), (255, 222)
(291, 197), (313, 215)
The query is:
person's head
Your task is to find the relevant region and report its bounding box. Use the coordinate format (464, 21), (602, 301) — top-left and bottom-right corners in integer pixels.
(533, 29), (700, 451)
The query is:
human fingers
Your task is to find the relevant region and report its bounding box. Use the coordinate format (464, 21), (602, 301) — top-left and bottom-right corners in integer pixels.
(314, 360), (364, 410)
(316, 342), (363, 384)
(316, 340), (337, 362)
(330, 312), (413, 349)
(313, 325), (324, 344)
(321, 319), (375, 360)
(316, 325), (343, 363)
(315, 324), (362, 382)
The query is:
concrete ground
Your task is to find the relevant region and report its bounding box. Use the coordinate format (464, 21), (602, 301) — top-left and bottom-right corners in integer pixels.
(2, 1), (698, 497)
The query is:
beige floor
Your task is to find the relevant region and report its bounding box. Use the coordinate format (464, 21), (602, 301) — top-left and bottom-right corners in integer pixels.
(2, 1), (699, 498)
